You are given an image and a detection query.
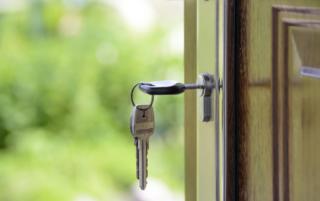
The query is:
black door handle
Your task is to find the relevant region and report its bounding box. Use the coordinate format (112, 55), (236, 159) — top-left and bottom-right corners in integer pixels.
(139, 81), (203, 95)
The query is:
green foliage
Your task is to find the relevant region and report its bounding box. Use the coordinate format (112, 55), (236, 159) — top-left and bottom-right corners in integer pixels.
(0, 1), (183, 200)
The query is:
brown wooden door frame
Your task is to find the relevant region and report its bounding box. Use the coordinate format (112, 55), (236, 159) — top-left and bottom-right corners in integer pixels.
(225, 1), (248, 201)
(224, 0), (238, 201)
(225, 1), (264, 200)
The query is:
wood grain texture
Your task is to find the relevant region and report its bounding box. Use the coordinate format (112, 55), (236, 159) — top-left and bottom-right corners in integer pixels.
(273, 6), (320, 201)
(234, 1), (249, 201)
(225, 1), (236, 201)
(233, 1), (320, 201)
(283, 19), (320, 201)
(184, 0), (197, 200)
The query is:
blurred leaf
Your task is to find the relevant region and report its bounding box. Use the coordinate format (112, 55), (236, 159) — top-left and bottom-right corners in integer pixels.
(0, 1), (184, 200)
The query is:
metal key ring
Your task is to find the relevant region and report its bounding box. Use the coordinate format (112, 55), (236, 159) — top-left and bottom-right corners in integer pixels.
(130, 83), (154, 110)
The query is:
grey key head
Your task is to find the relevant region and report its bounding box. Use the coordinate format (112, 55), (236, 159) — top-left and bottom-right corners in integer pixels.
(130, 105), (155, 137)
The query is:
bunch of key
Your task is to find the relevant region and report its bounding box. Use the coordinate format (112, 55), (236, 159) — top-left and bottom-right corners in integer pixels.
(129, 78), (212, 190)
(130, 105), (154, 190)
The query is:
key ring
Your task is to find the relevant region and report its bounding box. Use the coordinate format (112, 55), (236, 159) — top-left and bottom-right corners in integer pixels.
(130, 83), (154, 111)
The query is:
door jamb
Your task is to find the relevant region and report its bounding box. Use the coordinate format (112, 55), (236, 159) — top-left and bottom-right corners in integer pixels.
(184, 0), (197, 201)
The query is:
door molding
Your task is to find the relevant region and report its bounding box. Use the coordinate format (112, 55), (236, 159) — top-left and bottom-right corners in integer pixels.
(272, 5), (320, 201)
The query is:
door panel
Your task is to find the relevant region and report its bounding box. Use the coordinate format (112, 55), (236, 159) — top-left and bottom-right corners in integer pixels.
(233, 1), (320, 201)
(289, 27), (320, 201)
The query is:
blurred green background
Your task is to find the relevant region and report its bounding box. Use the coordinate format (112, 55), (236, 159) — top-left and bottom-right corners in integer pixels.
(0, 0), (184, 200)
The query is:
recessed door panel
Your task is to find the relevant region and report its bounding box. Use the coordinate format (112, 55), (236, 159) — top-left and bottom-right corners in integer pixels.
(232, 1), (320, 201)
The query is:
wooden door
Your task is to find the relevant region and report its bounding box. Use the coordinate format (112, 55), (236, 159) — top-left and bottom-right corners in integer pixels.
(227, 1), (320, 201)
(185, 0), (225, 201)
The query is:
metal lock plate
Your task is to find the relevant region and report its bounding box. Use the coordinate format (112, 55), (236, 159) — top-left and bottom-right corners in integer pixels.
(197, 73), (214, 122)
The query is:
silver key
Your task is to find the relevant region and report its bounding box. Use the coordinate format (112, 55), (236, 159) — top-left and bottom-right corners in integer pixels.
(130, 105), (154, 190)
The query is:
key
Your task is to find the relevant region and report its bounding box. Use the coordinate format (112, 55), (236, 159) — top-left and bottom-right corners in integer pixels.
(139, 80), (203, 95)
(130, 105), (154, 190)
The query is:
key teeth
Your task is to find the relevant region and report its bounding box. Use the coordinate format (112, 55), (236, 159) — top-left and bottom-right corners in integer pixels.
(146, 158), (148, 177)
